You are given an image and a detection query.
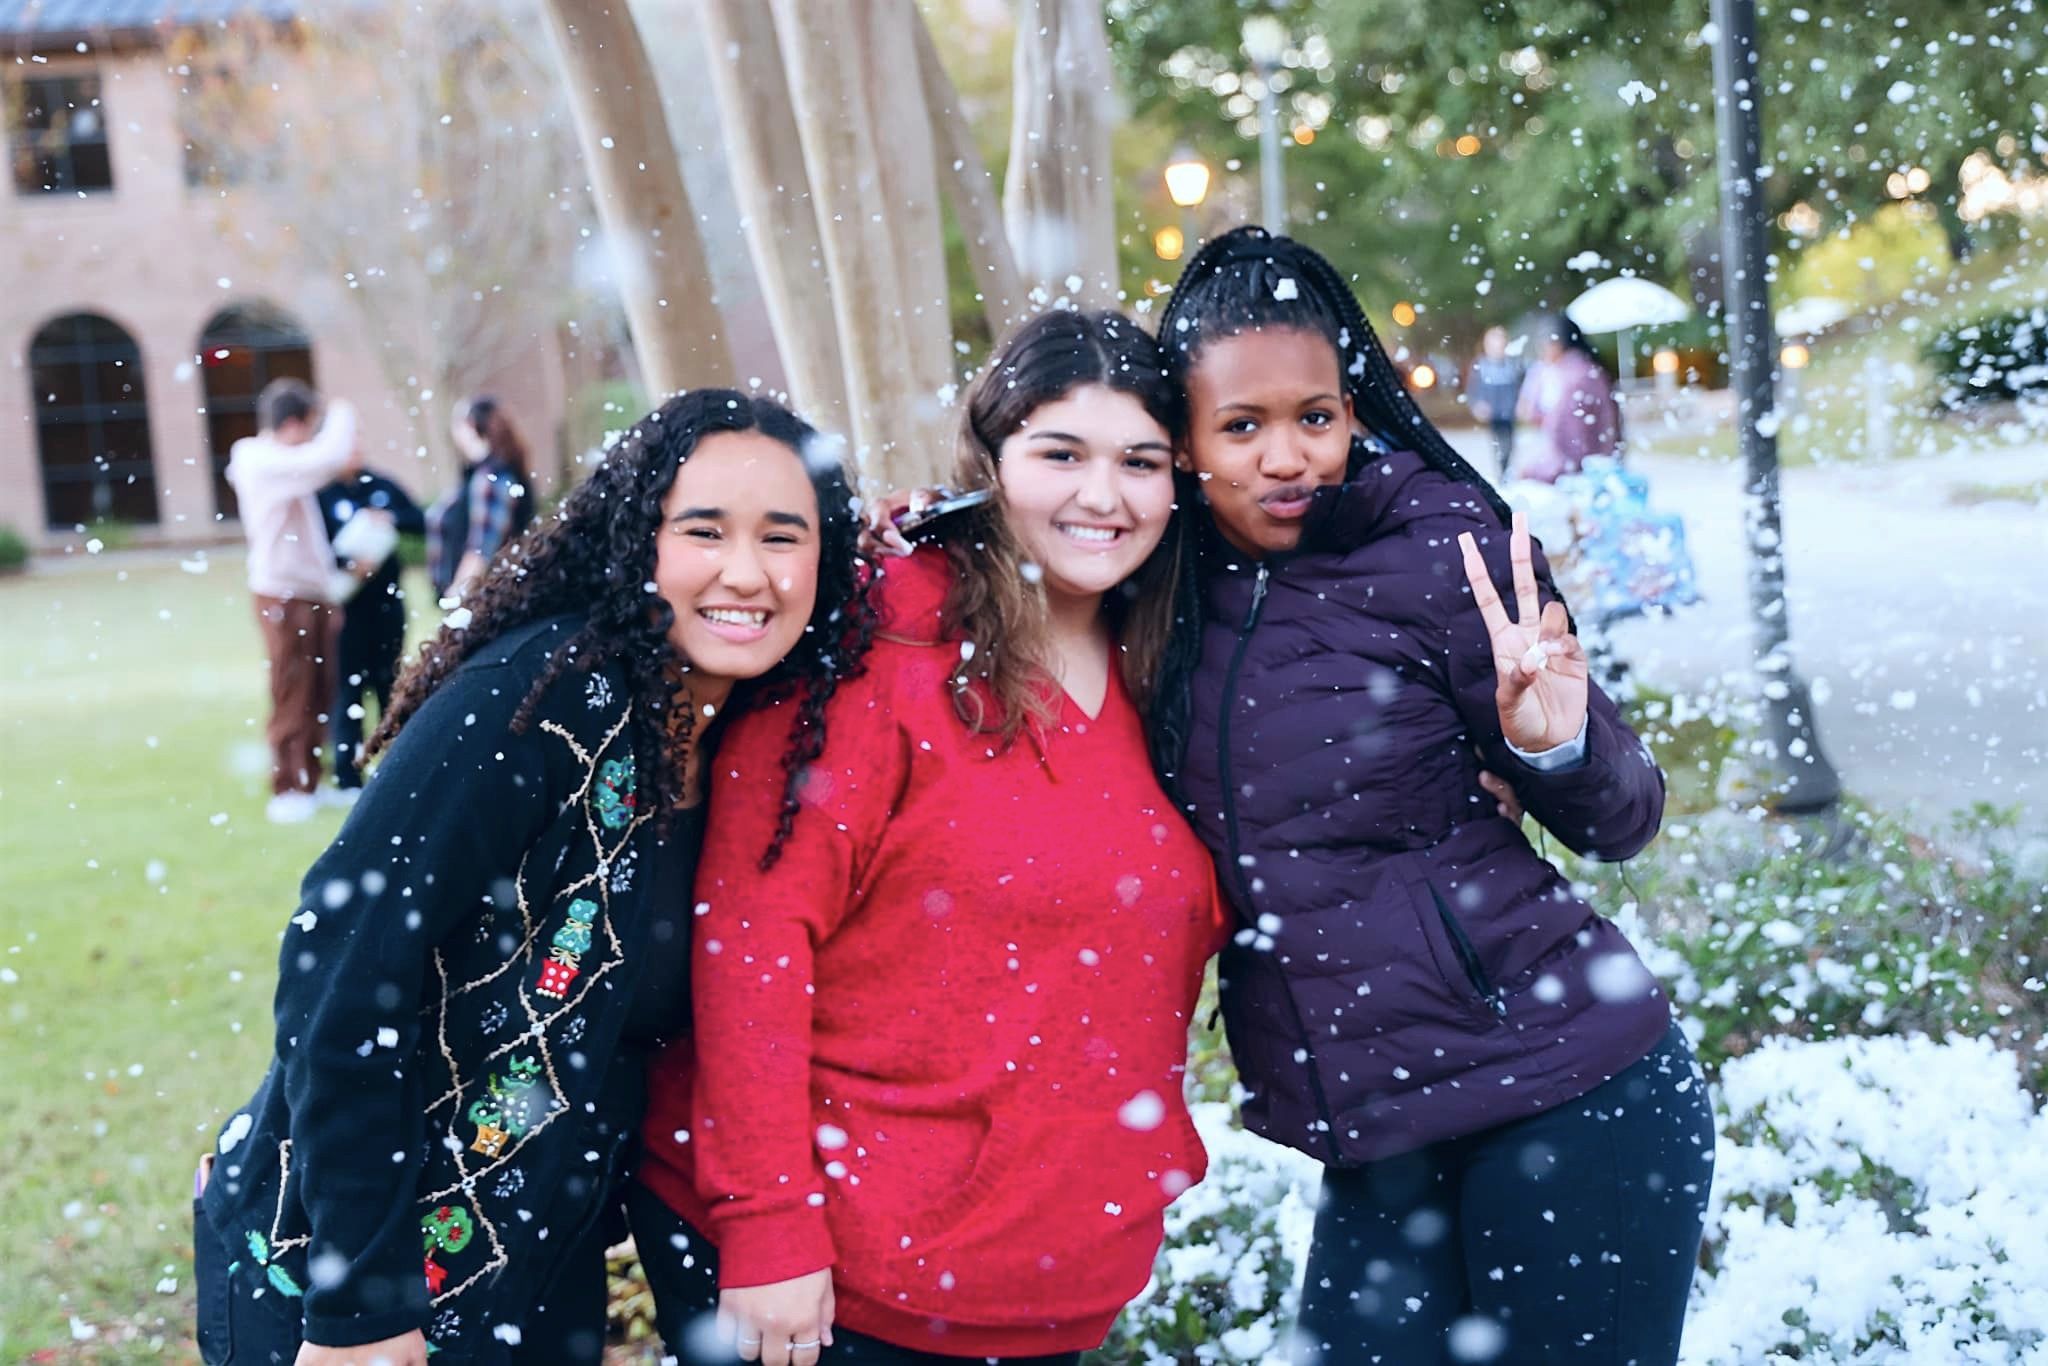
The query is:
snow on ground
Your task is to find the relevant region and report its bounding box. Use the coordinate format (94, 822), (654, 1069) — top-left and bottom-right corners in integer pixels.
(1141, 1035), (2048, 1363)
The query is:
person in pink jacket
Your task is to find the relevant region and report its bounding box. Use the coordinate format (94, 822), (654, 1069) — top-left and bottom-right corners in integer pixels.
(1516, 314), (1621, 483)
(225, 378), (360, 823)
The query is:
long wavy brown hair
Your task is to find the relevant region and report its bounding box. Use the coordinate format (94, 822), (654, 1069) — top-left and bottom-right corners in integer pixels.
(933, 309), (1190, 742)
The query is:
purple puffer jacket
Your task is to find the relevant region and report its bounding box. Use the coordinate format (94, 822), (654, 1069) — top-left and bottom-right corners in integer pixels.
(1179, 448), (1672, 1166)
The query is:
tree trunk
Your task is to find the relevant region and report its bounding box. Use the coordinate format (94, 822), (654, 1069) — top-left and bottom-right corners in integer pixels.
(912, 10), (1025, 338)
(1932, 153), (1975, 264)
(540, 0), (731, 396)
(1002, 0), (1119, 306)
(697, 0), (848, 423)
(769, 0), (956, 488)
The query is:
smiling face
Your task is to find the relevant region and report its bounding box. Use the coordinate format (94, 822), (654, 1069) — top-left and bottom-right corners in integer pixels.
(993, 384), (1177, 611)
(652, 429), (822, 690)
(1181, 327), (1354, 556)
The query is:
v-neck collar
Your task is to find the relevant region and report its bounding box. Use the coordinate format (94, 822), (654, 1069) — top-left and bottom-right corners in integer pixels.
(1056, 647), (1121, 726)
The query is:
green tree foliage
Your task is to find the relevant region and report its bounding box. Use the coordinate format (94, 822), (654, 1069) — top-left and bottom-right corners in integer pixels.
(1109, 1), (2046, 346)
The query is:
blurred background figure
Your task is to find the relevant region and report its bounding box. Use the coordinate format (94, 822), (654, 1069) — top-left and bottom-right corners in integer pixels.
(1465, 324), (1525, 478)
(317, 458), (425, 800)
(1517, 313), (1621, 484)
(428, 396), (536, 604)
(225, 378), (359, 823)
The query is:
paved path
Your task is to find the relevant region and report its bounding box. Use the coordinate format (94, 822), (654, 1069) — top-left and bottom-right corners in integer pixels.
(1448, 431), (2048, 833)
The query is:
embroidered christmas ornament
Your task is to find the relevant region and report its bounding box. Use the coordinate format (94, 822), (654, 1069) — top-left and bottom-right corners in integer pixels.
(592, 754), (636, 830)
(535, 900), (598, 999)
(421, 1203), (476, 1295)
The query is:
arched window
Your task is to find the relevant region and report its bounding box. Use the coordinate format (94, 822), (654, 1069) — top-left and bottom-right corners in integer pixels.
(28, 313), (156, 528)
(196, 305), (315, 520)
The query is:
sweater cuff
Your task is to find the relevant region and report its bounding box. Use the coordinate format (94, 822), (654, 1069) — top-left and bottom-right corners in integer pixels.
(301, 1235), (432, 1349)
(713, 1205), (837, 1291)
(303, 1299), (430, 1350)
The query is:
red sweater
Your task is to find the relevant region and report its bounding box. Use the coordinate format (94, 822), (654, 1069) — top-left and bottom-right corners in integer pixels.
(640, 551), (1224, 1357)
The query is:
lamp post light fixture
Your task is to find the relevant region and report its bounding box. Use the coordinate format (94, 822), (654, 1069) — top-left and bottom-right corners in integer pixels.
(1163, 148), (1212, 261)
(1164, 150), (1212, 210)
(1240, 14), (1287, 232)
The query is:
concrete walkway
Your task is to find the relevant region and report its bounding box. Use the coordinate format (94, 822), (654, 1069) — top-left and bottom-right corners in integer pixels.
(1450, 431), (2048, 832)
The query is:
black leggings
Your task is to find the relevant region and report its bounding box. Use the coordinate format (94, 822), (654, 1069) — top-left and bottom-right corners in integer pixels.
(1294, 1024), (1715, 1366)
(624, 1184), (1081, 1366)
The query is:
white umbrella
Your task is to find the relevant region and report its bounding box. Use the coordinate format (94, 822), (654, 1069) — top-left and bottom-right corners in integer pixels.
(1566, 277), (1693, 332)
(1565, 278), (1692, 385)
(1775, 297), (1851, 336)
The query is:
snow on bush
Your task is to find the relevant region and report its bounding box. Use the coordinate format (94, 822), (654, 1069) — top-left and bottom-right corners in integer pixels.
(1684, 1032), (2048, 1365)
(1091, 1035), (2047, 1364)
(1087, 1103), (1320, 1366)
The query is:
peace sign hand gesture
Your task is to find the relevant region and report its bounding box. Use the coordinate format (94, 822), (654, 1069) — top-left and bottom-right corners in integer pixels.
(1457, 510), (1589, 755)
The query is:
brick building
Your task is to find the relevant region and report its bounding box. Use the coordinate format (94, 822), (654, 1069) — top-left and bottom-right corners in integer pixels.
(0, 0), (570, 550)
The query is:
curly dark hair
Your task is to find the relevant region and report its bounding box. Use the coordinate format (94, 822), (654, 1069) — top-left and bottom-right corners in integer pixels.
(1147, 225), (1522, 794)
(369, 389), (876, 867)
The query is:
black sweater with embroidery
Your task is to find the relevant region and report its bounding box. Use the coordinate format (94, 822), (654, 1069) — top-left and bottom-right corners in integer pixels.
(200, 616), (683, 1358)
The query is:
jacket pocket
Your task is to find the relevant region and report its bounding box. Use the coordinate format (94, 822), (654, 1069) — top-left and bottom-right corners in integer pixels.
(1419, 882), (1508, 1022)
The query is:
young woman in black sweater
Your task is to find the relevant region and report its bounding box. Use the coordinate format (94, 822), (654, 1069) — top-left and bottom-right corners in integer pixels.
(193, 390), (873, 1365)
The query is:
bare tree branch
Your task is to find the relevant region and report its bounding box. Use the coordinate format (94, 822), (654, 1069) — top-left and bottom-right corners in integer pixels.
(1003, 0), (1119, 306)
(698, 0), (849, 423)
(912, 8), (1026, 337)
(539, 0), (733, 397)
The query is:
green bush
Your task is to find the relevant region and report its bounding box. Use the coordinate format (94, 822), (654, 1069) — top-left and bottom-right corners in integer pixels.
(1572, 802), (2048, 1090)
(1925, 305), (2048, 408)
(0, 525), (27, 573)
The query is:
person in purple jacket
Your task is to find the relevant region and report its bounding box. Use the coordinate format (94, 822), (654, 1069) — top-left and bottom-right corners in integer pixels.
(1149, 227), (1714, 1364)
(1515, 312), (1623, 484)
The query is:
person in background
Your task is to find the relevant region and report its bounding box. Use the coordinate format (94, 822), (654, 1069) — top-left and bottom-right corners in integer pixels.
(1515, 313), (1622, 484)
(1465, 324), (1525, 478)
(429, 395), (537, 604)
(317, 462), (426, 801)
(226, 378), (360, 825)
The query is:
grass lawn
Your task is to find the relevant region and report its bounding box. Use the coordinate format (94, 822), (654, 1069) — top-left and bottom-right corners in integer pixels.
(0, 554), (410, 1361)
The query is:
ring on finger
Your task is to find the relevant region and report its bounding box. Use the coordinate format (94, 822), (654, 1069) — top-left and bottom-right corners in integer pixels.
(790, 1341), (821, 1351)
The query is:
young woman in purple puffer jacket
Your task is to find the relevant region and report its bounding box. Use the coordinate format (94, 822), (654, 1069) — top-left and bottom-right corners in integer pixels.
(1150, 227), (1714, 1365)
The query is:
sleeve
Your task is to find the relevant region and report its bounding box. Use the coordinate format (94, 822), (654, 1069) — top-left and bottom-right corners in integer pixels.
(274, 655), (557, 1345)
(237, 402), (360, 500)
(1441, 516), (1665, 862)
(687, 673), (910, 1289)
(465, 468), (515, 562)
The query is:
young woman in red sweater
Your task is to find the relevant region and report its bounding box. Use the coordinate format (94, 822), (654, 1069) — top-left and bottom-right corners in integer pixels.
(633, 310), (1226, 1366)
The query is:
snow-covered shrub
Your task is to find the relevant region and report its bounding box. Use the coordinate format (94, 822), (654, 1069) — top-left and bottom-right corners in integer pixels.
(1086, 1105), (1320, 1366)
(1685, 1033), (2048, 1364)
(1577, 804), (2048, 1091)
(1926, 306), (2048, 409)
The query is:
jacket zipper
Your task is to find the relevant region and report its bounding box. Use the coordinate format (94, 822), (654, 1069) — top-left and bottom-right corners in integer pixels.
(1427, 885), (1508, 1018)
(1217, 563), (1343, 1162)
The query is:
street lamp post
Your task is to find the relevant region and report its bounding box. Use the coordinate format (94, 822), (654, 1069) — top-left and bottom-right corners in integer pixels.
(1711, 0), (1842, 815)
(1241, 16), (1286, 233)
(1164, 148), (1212, 256)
